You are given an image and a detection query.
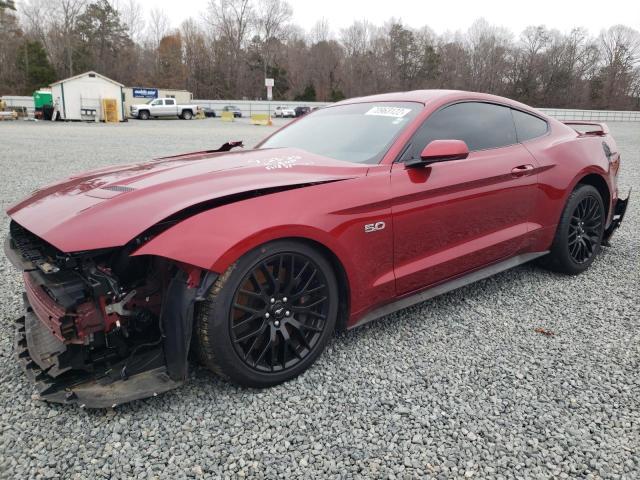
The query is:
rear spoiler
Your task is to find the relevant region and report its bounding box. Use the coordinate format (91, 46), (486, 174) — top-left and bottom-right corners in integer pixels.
(563, 121), (609, 136)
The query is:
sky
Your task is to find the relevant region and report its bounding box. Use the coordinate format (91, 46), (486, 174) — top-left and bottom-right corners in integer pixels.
(141, 0), (640, 36)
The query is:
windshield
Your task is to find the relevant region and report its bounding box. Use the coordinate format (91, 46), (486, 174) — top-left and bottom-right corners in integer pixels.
(259, 102), (421, 163)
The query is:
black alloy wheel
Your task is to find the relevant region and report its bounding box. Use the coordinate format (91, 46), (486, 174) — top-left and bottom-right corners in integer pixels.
(568, 195), (603, 264)
(195, 240), (338, 387)
(230, 253), (330, 373)
(540, 183), (605, 274)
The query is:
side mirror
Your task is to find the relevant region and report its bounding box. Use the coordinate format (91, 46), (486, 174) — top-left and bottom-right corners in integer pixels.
(406, 140), (469, 168)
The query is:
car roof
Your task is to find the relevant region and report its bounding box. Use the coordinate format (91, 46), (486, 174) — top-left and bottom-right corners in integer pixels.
(333, 89), (544, 116)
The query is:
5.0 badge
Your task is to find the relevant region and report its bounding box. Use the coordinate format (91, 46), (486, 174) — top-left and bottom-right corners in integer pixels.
(364, 221), (386, 233)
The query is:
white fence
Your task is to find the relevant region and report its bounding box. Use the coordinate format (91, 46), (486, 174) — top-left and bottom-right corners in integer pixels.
(3, 94), (640, 122)
(537, 108), (640, 122)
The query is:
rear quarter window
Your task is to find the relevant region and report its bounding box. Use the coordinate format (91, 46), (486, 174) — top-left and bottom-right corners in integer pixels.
(512, 109), (548, 142)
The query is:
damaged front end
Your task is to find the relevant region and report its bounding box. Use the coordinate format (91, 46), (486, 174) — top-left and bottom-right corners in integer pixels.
(5, 221), (217, 408)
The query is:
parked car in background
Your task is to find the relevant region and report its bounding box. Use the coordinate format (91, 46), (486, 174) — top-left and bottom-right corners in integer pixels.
(295, 106), (311, 117)
(274, 106), (296, 118)
(130, 97), (198, 120)
(201, 106), (216, 118)
(222, 105), (242, 118)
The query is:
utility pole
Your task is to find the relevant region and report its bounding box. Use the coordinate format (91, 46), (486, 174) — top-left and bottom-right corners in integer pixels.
(265, 78), (274, 118)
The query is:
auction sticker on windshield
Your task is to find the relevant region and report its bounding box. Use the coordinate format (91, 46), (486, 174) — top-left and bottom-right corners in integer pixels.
(365, 106), (412, 118)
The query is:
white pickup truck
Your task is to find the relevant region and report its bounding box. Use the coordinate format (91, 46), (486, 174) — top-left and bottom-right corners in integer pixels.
(130, 97), (198, 120)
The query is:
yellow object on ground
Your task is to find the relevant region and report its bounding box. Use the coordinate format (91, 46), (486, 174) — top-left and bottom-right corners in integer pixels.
(0, 111), (17, 121)
(221, 111), (235, 122)
(250, 114), (272, 126)
(102, 98), (118, 123)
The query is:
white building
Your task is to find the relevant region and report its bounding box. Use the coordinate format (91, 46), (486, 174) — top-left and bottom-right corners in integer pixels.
(50, 71), (125, 122)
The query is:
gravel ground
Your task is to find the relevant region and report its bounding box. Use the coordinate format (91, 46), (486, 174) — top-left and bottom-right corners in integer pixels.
(0, 118), (638, 479)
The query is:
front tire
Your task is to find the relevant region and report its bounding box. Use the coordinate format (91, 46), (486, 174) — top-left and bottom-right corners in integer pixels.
(138, 110), (150, 120)
(195, 240), (338, 387)
(541, 184), (605, 275)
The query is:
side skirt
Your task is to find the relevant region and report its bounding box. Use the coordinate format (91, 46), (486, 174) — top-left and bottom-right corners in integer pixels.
(351, 251), (549, 329)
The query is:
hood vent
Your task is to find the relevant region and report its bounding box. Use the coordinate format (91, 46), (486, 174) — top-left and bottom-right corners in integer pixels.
(101, 185), (136, 192)
(85, 184), (137, 199)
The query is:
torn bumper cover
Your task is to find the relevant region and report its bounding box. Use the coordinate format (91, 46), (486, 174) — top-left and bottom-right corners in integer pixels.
(603, 191), (631, 245)
(16, 305), (182, 408)
(5, 228), (217, 408)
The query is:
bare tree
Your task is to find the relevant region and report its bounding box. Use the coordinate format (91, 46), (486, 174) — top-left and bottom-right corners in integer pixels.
(306, 39), (343, 100)
(256, 0), (290, 40)
(466, 18), (512, 94)
(206, 0), (253, 51)
(340, 20), (377, 95)
(148, 7), (169, 48)
(598, 25), (640, 108)
(205, 0), (253, 96)
(3, 1), (640, 109)
(156, 30), (186, 88)
(600, 25), (640, 71)
(18, 0), (49, 41)
(55, 0), (86, 76)
(309, 17), (330, 44)
(22, 0), (87, 77)
(630, 65), (640, 108)
(0, 8), (23, 91)
(341, 20), (373, 57)
(510, 25), (551, 103)
(255, 0), (292, 76)
(116, 0), (145, 43)
(182, 18), (216, 97)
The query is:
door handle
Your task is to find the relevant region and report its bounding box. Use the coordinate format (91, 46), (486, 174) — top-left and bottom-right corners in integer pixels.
(511, 164), (535, 177)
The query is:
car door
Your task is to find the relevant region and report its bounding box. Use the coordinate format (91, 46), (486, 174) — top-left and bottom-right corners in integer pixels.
(164, 98), (177, 116)
(391, 101), (540, 295)
(148, 99), (163, 116)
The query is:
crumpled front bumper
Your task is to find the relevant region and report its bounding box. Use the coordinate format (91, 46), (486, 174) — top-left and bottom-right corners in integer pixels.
(6, 220), (214, 408)
(15, 295), (182, 409)
(602, 191), (631, 245)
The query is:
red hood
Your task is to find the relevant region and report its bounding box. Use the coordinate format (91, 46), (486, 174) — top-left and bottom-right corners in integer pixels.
(7, 148), (367, 252)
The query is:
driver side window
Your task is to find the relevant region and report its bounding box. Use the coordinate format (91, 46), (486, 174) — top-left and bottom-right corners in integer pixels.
(401, 102), (517, 161)
(151, 99), (162, 106)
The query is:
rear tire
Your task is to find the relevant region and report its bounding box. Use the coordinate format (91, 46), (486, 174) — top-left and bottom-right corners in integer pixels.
(540, 184), (605, 275)
(194, 240), (338, 388)
(182, 110), (193, 120)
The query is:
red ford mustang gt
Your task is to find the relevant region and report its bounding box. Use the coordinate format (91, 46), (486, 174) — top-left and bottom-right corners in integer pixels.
(5, 90), (628, 407)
